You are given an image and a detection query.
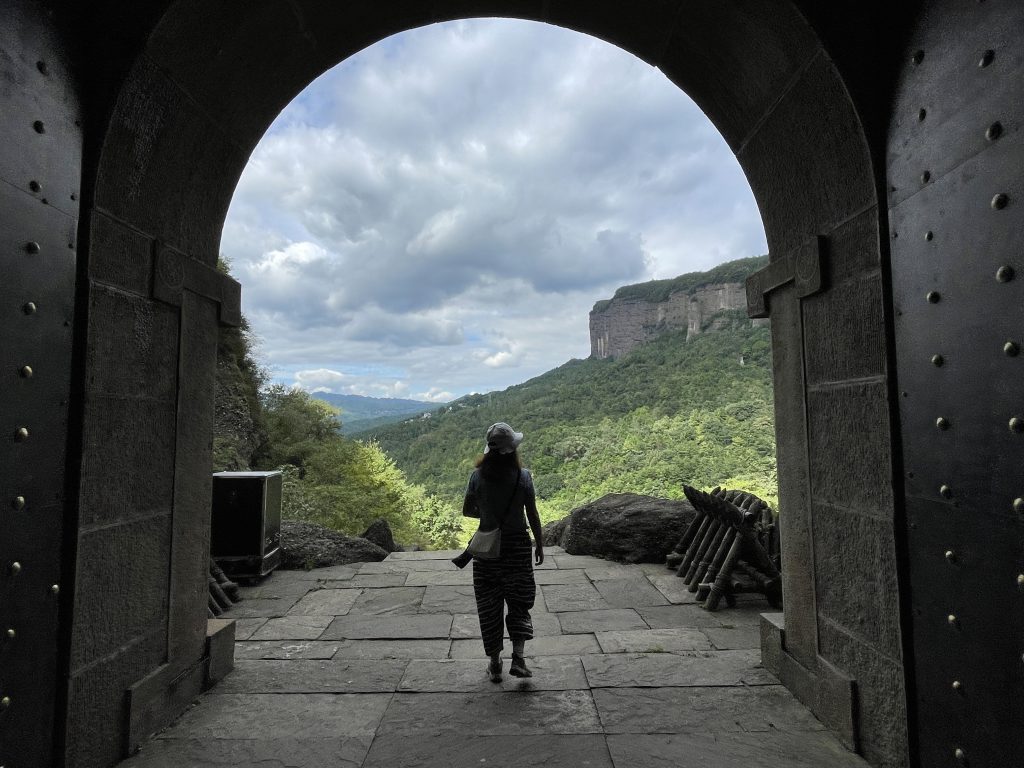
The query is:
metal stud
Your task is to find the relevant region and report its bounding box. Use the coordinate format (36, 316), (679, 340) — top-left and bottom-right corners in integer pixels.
(912, 50), (925, 65)
(32, 120), (45, 134)
(931, 354), (944, 367)
(927, 291), (940, 303)
(1005, 341), (1020, 357)
(947, 613), (958, 626)
(24, 241), (40, 254)
(1010, 417), (1023, 433)
(921, 171), (931, 184)
(11, 496), (25, 511)
(1015, 498), (1024, 514)
(996, 266), (1015, 282)
(954, 747), (966, 763)
(945, 550), (956, 562)
(23, 301), (37, 315)
(991, 193), (1009, 210)
(9, 562), (22, 576)
(918, 108), (927, 122)
(50, 584), (60, 596)
(952, 680), (962, 692)
(1017, 574), (1024, 586)
(986, 121), (1003, 141)
(940, 485), (953, 499)
(936, 417), (950, 430)
(19, 365), (32, 378)
(4, 629), (13, 640)
(978, 49), (994, 67)
(925, 230), (934, 241)
(14, 427), (29, 441)
(0, 697), (9, 709)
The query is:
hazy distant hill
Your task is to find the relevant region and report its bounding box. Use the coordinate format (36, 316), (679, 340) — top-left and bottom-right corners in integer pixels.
(359, 312), (776, 523)
(311, 392), (441, 434)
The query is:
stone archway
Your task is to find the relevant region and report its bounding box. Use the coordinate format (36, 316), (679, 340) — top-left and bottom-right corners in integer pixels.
(68, 3), (901, 766)
(12, 3), (1023, 768)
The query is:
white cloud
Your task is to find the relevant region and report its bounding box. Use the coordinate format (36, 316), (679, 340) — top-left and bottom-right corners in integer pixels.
(221, 18), (766, 401)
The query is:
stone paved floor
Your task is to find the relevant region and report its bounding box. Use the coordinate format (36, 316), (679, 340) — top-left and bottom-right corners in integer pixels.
(119, 548), (869, 768)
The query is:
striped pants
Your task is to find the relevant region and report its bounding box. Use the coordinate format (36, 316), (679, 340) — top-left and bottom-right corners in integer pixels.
(472, 528), (536, 657)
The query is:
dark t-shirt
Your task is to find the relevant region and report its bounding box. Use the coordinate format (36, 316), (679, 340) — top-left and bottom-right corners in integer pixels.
(463, 468), (535, 532)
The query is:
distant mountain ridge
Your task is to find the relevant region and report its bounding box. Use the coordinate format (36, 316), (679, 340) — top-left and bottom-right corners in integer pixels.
(311, 392), (441, 434)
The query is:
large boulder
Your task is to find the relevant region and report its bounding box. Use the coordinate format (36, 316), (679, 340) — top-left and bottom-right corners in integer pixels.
(361, 518), (399, 553)
(280, 520), (388, 569)
(556, 493), (696, 563)
(541, 516), (570, 547)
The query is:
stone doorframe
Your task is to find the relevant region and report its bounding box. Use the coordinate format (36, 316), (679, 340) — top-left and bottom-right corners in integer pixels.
(30, 2), (927, 767)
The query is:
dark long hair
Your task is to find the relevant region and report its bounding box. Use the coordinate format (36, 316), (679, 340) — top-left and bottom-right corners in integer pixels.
(474, 449), (522, 481)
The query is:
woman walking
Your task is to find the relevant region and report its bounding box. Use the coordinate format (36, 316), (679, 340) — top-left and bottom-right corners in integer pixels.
(457, 422), (544, 681)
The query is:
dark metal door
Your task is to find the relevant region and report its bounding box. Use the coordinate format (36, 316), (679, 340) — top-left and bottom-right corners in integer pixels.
(0, 3), (80, 765)
(889, 2), (1024, 766)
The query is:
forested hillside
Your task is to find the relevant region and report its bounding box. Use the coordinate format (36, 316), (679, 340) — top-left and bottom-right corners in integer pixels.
(211, 261), (461, 549)
(359, 311), (776, 524)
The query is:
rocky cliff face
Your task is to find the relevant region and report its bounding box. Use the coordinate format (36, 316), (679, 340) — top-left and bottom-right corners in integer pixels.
(590, 282), (762, 359)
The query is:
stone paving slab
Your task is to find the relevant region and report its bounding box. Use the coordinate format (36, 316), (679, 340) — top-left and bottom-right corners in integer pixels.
(593, 578), (670, 608)
(234, 640), (341, 660)
(215, 659), (408, 693)
(361, 733), (612, 768)
(270, 564), (357, 581)
(606, 732), (868, 767)
(702, 625), (761, 650)
(350, 586), (425, 615)
(582, 651), (777, 688)
(120, 737), (373, 768)
(250, 615), (333, 640)
(646, 574), (700, 604)
(584, 565), (643, 580)
(451, 611), (562, 639)
(637, 605), (725, 628)
(541, 583), (612, 611)
(221, 596), (301, 619)
(342, 573), (409, 588)
(593, 686), (827, 734)
(594, 628), (712, 654)
(231, 618), (266, 640)
(240, 579), (316, 598)
(552, 554), (615, 569)
(321, 613), (453, 639)
(557, 609), (648, 634)
(420, 584), (476, 613)
(404, 570), (473, 586)
(399, 656), (589, 692)
(376, 690), (602, 735)
(449, 633), (601, 658)
(533, 568), (590, 584)
(358, 559), (459, 572)
(333, 638), (452, 659)
(388, 549), (463, 560)
(286, 588), (362, 616)
(167, 693), (392, 739)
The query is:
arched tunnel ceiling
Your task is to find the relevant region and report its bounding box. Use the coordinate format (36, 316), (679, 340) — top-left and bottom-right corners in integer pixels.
(88, 0), (879, 265)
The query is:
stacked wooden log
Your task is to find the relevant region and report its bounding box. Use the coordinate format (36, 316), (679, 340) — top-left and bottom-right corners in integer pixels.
(665, 486), (781, 611)
(208, 559), (242, 617)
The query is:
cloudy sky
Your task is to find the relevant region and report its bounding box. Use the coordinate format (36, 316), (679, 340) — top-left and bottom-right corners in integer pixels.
(220, 18), (766, 403)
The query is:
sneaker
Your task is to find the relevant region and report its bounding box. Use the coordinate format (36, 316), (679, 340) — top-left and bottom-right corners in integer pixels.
(509, 654), (532, 678)
(488, 657), (502, 683)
